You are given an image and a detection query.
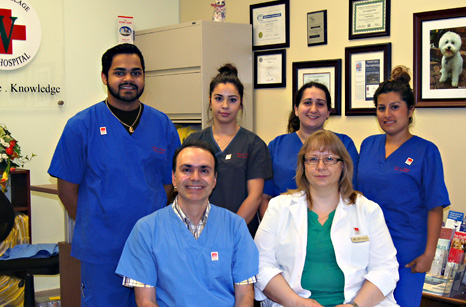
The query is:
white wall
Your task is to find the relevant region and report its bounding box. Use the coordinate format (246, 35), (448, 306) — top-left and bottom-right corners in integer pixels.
(2, 0), (179, 291)
(180, 0), (466, 215)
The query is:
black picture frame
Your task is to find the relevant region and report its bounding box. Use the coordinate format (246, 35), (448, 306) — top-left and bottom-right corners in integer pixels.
(345, 43), (392, 115)
(250, 0), (290, 51)
(292, 59), (342, 115)
(349, 0), (390, 40)
(413, 7), (466, 107)
(307, 10), (327, 47)
(254, 49), (286, 88)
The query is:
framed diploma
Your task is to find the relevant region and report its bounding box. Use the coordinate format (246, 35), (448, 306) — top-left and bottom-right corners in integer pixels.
(292, 59), (342, 115)
(349, 0), (390, 40)
(254, 49), (286, 88)
(414, 7), (466, 107)
(345, 43), (391, 115)
(307, 10), (327, 46)
(250, 0), (290, 50)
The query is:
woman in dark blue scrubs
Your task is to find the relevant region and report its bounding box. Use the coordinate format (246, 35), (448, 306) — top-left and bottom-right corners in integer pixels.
(357, 66), (450, 307)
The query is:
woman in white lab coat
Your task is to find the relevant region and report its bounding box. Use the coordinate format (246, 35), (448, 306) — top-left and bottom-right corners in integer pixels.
(254, 130), (399, 307)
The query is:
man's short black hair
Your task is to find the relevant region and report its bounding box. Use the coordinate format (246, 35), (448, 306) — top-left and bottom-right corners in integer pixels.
(172, 140), (218, 174)
(101, 43), (145, 78)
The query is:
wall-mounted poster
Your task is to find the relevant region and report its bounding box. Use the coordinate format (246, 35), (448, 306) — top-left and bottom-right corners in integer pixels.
(345, 43), (392, 115)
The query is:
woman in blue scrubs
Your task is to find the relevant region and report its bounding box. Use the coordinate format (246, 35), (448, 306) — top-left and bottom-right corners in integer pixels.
(357, 66), (450, 307)
(261, 82), (359, 216)
(185, 64), (272, 236)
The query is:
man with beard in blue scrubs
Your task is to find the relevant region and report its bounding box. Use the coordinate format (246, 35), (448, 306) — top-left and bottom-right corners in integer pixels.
(48, 43), (180, 307)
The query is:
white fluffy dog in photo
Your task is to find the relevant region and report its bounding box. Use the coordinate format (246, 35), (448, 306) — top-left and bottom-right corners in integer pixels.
(439, 31), (463, 87)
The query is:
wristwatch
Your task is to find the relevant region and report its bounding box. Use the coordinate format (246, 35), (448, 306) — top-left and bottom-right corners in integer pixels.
(350, 302), (360, 307)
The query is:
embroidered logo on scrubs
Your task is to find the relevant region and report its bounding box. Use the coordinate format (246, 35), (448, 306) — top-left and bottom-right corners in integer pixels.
(211, 251), (219, 261)
(152, 147), (166, 154)
(100, 127), (107, 135)
(236, 153), (248, 159)
(394, 166), (410, 173)
(225, 154), (232, 160)
(405, 157), (413, 165)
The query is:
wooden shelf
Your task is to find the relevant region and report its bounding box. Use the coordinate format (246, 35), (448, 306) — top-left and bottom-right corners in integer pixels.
(59, 241), (81, 307)
(422, 293), (466, 306)
(9, 169), (31, 237)
(31, 184), (57, 195)
(12, 206), (28, 211)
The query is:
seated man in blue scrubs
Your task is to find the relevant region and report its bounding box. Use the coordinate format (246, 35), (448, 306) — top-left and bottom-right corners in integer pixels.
(116, 140), (259, 307)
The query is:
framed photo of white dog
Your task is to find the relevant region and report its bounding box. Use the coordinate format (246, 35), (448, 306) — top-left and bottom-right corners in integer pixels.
(414, 7), (466, 107)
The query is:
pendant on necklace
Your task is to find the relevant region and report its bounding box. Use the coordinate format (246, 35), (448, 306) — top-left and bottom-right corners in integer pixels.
(129, 127), (134, 133)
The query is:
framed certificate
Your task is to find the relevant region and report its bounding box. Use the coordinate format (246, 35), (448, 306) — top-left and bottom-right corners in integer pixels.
(345, 43), (392, 115)
(292, 59), (342, 115)
(254, 49), (286, 88)
(349, 0), (390, 39)
(250, 0), (290, 50)
(307, 10), (327, 46)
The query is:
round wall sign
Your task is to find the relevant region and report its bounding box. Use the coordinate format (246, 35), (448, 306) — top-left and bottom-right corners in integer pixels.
(0, 0), (42, 70)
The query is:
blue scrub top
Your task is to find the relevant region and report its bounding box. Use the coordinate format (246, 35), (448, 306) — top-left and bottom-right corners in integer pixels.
(357, 134), (450, 265)
(264, 131), (359, 197)
(116, 204), (259, 307)
(48, 101), (180, 263)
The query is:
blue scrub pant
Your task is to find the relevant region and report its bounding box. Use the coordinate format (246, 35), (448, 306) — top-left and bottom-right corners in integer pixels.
(81, 261), (136, 307)
(394, 267), (425, 307)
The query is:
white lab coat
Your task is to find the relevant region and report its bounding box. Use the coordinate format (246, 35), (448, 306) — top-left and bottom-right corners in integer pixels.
(254, 192), (399, 307)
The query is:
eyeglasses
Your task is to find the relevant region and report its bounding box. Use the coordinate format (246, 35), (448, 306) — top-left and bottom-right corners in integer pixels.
(304, 156), (342, 166)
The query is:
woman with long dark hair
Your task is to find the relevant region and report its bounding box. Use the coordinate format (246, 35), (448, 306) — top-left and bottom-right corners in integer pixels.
(357, 66), (450, 306)
(185, 64), (272, 236)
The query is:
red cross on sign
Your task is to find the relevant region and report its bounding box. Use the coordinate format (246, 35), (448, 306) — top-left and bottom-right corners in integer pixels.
(0, 8), (27, 54)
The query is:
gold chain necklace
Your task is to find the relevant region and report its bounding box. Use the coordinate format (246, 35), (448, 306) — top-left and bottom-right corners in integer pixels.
(318, 214), (330, 221)
(105, 99), (142, 133)
(308, 207), (332, 221)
